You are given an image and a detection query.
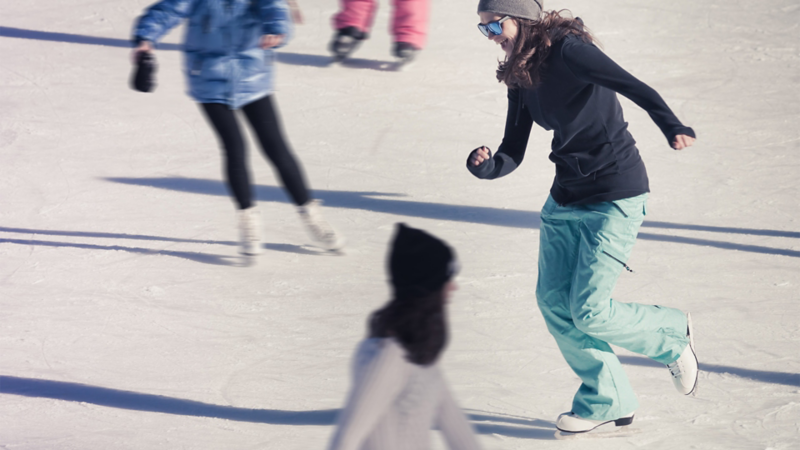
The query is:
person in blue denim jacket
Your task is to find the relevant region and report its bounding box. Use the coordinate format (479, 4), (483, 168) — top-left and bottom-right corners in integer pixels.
(132, 0), (344, 256)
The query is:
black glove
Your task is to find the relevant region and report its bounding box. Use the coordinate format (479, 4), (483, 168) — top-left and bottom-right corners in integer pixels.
(131, 51), (157, 93)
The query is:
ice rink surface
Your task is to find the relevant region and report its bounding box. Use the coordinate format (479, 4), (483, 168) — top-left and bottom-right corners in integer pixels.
(1, 0), (799, 448)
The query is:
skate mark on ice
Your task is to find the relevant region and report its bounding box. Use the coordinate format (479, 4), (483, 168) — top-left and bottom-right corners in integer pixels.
(0, 129), (17, 148)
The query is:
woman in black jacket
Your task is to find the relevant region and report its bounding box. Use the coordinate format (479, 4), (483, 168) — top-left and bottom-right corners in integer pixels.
(467, 0), (699, 435)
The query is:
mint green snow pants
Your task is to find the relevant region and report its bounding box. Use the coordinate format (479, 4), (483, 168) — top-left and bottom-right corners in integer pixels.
(535, 193), (689, 420)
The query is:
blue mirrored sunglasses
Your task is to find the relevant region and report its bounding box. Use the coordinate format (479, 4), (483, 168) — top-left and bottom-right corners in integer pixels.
(477, 16), (511, 37)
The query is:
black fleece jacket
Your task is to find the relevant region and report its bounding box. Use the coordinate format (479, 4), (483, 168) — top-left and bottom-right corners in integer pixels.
(468, 35), (695, 206)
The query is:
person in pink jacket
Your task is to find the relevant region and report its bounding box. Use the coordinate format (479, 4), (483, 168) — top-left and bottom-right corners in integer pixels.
(329, 0), (430, 63)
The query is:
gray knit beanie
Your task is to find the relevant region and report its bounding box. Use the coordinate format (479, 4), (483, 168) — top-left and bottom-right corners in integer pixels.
(477, 0), (543, 21)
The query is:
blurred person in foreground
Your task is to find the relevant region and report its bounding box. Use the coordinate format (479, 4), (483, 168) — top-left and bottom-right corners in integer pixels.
(131, 0), (344, 256)
(327, 223), (482, 450)
(467, 0), (699, 435)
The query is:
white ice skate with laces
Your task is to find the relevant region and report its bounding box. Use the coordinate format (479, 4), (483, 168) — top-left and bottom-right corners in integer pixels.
(238, 207), (263, 256)
(667, 312), (699, 396)
(297, 200), (345, 252)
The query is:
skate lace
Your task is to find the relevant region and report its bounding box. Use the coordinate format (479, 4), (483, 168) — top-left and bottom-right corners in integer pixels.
(300, 203), (337, 244)
(240, 211), (259, 242)
(667, 360), (683, 378)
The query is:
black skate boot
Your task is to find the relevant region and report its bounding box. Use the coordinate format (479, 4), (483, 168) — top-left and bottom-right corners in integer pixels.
(392, 42), (419, 69)
(329, 26), (366, 62)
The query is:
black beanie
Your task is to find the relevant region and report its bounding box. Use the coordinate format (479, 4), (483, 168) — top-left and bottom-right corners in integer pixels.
(389, 223), (457, 295)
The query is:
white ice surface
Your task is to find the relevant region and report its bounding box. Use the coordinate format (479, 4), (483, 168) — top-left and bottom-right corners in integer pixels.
(1, 0), (799, 449)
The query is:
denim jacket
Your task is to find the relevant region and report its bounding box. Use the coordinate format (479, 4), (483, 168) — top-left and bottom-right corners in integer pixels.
(134, 0), (292, 108)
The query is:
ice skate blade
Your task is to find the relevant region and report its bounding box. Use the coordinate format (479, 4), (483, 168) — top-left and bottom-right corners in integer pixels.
(329, 42), (362, 65)
(555, 425), (639, 440)
(324, 246), (346, 256)
(300, 244), (346, 255)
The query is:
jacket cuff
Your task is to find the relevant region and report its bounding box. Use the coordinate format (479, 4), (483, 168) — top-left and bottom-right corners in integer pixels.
(262, 21), (290, 36)
(467, 158), (496, 179)
(667, 126), (696, 144)
(132, 35), (156, 47)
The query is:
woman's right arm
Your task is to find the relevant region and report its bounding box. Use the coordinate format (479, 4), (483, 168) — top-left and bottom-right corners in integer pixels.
(467, 88), (534, 180)
(327, 341), (410, 450)
(436, 382), (483, 449)
(256, 0), (293, 47)
(133, 0), (195, 47)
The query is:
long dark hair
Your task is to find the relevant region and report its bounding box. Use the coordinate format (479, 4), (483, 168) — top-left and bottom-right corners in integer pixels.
(497, 10), (596, 89)
(368, 288), (447, 366)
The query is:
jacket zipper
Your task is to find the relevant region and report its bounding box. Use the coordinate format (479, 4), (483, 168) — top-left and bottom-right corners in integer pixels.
(602, 250), (634, 273)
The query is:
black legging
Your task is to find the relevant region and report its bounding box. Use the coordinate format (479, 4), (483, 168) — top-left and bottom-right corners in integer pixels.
(200, 95), (310, 210)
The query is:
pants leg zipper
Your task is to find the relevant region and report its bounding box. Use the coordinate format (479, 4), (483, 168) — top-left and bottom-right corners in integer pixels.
(602, 250), (635, 273)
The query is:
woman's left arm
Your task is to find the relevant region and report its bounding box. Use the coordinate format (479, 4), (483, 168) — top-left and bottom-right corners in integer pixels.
(256, 0), (293, 49)
(561, 38), (696, 150)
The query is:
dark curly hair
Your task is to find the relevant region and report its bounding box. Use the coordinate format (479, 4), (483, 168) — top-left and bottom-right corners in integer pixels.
(497, 10), (596, 89)
(368, 288), (448, 366)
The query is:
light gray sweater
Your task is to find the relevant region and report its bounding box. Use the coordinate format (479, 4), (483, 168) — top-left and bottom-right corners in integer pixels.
(327, 338), (482, 450)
